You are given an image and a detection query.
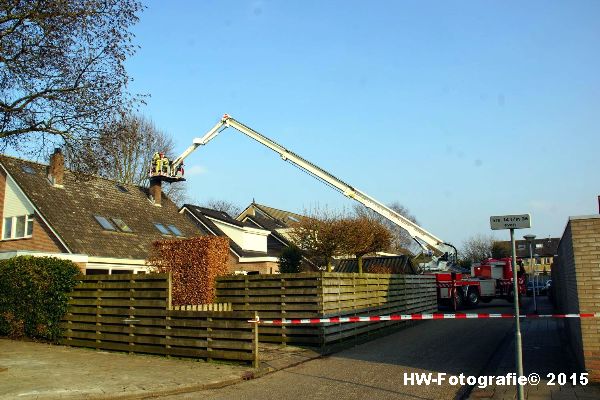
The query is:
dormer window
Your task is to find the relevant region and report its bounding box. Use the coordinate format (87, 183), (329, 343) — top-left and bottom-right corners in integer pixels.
(94, 216), (116, 231)
(3, 215), (34, 240)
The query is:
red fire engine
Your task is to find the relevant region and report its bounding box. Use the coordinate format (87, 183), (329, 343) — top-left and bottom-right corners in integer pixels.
(434, 258), (526, 311)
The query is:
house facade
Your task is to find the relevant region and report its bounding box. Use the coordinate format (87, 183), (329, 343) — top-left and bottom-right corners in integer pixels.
(498, 237), (560, 275)
(0, 150), (201, 274)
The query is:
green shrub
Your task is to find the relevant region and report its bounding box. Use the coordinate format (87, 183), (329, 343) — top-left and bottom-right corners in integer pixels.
(279, 245), (303, 273)
(0, 256), (81, 342)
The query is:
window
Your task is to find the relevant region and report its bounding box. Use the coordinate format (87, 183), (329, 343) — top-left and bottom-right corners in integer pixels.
(21, 165), (36, 175)
(167, 224), (183, 236)
(518, 244), (526, 250)
(111, 218), (133, 233)
(94, 216), (116, 231)
(535, 243), (543, 249)
(115, 184), (128, 193)
(154, 223), (170, 235)
(3, 215), (34, 240)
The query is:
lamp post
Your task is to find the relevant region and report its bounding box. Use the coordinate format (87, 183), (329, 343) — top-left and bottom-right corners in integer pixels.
(524, 234), (536, 313)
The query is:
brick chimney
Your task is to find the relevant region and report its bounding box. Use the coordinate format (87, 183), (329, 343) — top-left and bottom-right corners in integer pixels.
(149, 177), (162, 206)
(47, 148), (64, 187)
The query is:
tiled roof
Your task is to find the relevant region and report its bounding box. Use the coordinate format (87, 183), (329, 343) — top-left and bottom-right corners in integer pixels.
(182, 204), (279, 258)
(335, 255), (416, 274)
(0, 155), (201, 259)
(251, 203), (304, 227)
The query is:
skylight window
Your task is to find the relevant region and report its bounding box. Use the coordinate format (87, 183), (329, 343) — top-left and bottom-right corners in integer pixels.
(154, 223), (170, 235)
(94, 216), (116, 231)
(112, 218), (133, 233)
(287, 216), (300, 222)
(115, 184), (128, 193)
(167, 225), (183, 236)
(21, 165), (36, 175)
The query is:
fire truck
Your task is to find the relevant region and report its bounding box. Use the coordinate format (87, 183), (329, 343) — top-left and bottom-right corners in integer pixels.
(435, 258), (526, 311)
(149, 114), (524, 309)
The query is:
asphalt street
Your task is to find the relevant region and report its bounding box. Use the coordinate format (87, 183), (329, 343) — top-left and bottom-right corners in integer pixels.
(160, 300), (516, 400)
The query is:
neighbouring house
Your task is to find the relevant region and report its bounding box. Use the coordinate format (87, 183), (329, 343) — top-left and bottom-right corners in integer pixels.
(180, 204), (285, 274)
(0, 150), (201, 274)
(498, 237), (559, 275)
(237, 201), (302, 246)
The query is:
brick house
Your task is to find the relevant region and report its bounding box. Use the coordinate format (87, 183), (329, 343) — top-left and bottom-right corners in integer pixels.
(498, 237), (560, 275)
(0, 150), (201, 274)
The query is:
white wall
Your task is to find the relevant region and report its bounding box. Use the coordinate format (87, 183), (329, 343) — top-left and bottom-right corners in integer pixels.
(211, 219), (269, 252)
(3, 175), (34, 218)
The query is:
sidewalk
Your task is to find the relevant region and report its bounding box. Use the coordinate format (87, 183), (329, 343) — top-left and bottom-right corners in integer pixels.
(468, 296), (600, 399)
(0, 339), (320, 399)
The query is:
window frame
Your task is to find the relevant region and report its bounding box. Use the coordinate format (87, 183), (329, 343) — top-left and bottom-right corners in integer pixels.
(167, 224), (184, 237)
(154, 223), (171, 235)
(111, 217), (133, 233)
(94, 215), (116, 231)
(2, 214), (34, 240)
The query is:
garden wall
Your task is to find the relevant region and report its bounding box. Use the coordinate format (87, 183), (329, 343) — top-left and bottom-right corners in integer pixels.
(552, 215), (600, 382)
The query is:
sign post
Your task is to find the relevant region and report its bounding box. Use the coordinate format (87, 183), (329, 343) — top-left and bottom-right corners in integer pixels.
(490, 214), (531, 400)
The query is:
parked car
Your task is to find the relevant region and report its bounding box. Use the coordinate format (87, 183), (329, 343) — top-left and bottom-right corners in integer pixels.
(527, 281), (547, 296)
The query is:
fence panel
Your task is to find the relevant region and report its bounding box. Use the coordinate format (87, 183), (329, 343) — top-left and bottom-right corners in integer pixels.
(216, 272), (437, 347)
(60, 274), (255, 364)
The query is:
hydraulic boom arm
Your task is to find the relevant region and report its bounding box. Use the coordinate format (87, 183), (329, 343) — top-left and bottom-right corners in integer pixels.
(169, 114), (456, 261)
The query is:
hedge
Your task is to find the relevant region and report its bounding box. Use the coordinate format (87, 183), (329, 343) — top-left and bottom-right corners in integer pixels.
(147, 236), (229, 305)
(0, 256), (81, 342)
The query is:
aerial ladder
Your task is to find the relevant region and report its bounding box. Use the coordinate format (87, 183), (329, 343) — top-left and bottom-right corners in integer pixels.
(149, 114), (457, 271)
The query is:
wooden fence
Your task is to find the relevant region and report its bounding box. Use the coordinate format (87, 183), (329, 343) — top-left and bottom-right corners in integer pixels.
(216, 272), (437, 347)
(172, 303), (232, 311)
(60, 274), (257, 365)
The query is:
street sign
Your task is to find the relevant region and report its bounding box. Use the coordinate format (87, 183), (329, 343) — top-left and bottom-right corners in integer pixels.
(490, 214), (531, 230)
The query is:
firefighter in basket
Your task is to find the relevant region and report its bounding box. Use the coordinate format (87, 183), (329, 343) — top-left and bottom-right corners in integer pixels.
(151, 152), (161, 175)
(161, 154), (170, 175)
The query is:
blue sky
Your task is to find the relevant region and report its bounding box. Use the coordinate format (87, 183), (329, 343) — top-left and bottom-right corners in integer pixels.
(126, 0), (599, 246)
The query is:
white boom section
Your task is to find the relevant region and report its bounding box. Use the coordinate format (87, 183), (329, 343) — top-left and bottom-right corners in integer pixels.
(173, 115), (453, 257)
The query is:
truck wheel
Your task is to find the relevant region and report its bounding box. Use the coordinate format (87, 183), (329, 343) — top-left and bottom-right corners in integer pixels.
(466, 288), (479, 307)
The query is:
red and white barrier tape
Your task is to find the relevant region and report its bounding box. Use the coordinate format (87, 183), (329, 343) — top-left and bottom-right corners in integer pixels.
(248, 313), (600, 325)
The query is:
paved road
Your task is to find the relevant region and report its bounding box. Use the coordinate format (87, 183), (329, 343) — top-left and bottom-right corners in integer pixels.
(161, 300), (516, 400)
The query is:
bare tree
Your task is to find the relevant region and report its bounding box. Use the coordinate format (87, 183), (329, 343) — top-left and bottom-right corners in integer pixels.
(289, 209), (347, 272)
(461, 234), (495, 264)
(71, 113), (187, 205)
(341, 215), (392, 274)
(202, 199), (242, 218)
(353, 201), (419, 254)
(0, 0), (143, 163)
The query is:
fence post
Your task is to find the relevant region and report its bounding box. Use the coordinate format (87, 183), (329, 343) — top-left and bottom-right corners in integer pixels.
(253, 311), (260, 369)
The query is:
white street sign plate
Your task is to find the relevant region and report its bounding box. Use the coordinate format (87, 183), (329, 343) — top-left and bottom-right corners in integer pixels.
(490, 214), (531, 230)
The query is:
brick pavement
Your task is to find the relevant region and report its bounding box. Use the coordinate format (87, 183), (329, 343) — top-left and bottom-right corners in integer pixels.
(468, 296), (600, 399)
